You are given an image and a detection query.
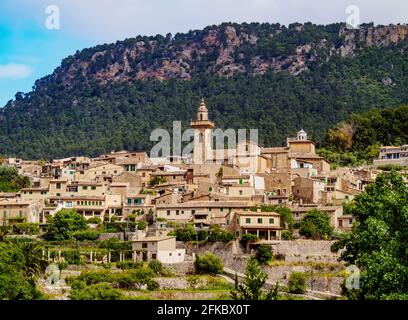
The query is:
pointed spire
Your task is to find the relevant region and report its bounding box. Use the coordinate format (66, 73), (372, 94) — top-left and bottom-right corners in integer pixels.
(198, 97), (208, 112)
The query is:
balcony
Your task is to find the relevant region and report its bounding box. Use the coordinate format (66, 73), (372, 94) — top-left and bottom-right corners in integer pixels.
(190, 120), (215, 128)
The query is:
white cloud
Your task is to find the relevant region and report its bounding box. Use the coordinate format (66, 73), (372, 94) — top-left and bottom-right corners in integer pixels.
(0, 63), (33, 79)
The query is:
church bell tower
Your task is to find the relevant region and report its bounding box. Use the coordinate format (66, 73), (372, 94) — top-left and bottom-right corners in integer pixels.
(190, 98), (215, 164)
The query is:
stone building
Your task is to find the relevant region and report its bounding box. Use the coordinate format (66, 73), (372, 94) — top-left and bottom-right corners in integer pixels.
(231, 209), (282, 242)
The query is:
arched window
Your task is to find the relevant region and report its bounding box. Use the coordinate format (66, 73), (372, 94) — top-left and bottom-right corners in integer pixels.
(200, 114), (203, 120)
(198, 132), (203, 143)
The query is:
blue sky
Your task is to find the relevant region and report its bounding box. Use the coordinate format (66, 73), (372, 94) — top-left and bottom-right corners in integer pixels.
(0, 0), (407, 107)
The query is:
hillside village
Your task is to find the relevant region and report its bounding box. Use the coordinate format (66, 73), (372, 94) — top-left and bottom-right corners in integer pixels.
(1, 97), (406, 301)
(1, 98), (386, 255)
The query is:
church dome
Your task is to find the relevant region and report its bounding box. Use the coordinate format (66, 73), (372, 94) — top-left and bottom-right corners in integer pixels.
(297, 129), (307, 140)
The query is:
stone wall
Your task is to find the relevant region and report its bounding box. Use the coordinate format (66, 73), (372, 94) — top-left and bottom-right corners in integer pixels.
(272, 240), (339, 263)
(98, 232), (124, 241)
(155, 277), (188, 290)
(165, 261), (195, 275)
(184, 240), (340, 264)
(182, 240), (344, 295)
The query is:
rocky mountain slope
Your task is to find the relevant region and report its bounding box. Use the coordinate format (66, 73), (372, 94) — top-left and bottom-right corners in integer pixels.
(39, 23), (408, 85)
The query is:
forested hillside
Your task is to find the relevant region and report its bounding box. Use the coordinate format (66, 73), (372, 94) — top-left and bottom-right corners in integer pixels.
(1, 22), (408, 159)
(319, 105), (408, 167)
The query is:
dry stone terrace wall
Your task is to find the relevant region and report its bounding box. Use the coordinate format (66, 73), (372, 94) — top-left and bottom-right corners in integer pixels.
(184, 240), (341, 264)
(273, 240), (340, 263)
(182, 240), (344, 295)
(165, 261), (195, 275)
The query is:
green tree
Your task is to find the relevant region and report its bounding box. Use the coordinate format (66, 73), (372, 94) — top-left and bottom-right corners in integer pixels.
(288, 272), (307, 294)
(331, 171), (408, 300)
(17, 242), (48, 278)
(12, 223), (40, 235)
(170, 224), (197, 242)
(299, 209), (334, 240)
(130, 268), (155, 289)
(86, 217), (102, 224)
(240, 233), (258, 245)
(254, 245), (273, 264)
(46, 209), (88, 241)
(208, 225), (235, 242)
(0, 242), (45, 300)
(231, 257), (279, 300)
(0, 166), (30, 192)
(148, 259), (163, 275)
(194, 252), (224, 275)
(276, 206), (295, 229)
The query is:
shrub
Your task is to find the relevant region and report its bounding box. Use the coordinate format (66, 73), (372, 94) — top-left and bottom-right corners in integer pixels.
(197, 230), (208, 241)
(137, 220), (148, 230)
(194, 252), (223, 275)
(240, 233), (258, 245)
(281, 230), (294, 240)
(377, 164), (405, 171)
(112, 272), (134, 289)
(99, 238), (131, 251)
(86, 217), (102, 224)
(147, 280), (160, 291)
(57, 261), (69, 270)
(148, 259), (163, 275)
(130, 268), (155, 289)
(288, 272), (307, 294)
(61, 249), (81, 265)
(126, 214), (136, 222)
(69, 269), (153, 290)
(72, 230), (101, 241)
(172, 224), (197, 242)
(148, 176), (166, 187)
(69, 282), (123, 300)
(215, 230), (235, 242)
(187, 275), (201, 290)
(12, 223), (40, 235)
(116, 261), (143, 270)
(208, 225), (236, 242)
(254, 245), (273, 264)
(140, 189), (156, 195)
(68, 270), (112, 286)
(205, 277), (232, 290)
(8, 217), (25, 225)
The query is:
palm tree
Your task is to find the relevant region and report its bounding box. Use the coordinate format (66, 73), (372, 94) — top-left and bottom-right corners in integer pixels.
(17, 242), (48, 278)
